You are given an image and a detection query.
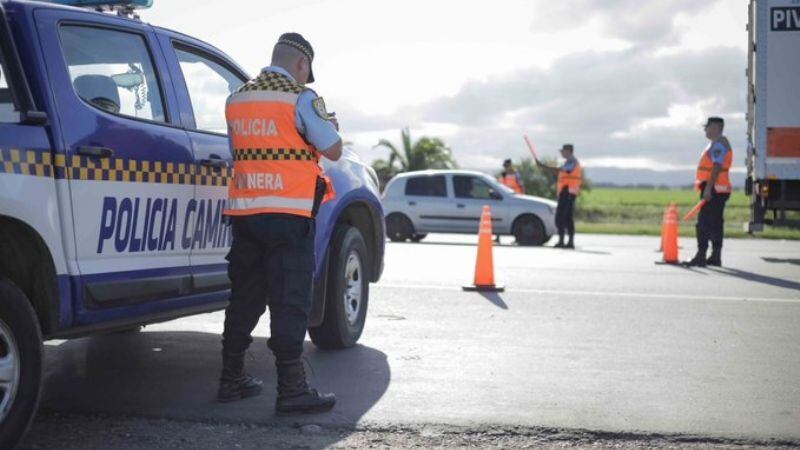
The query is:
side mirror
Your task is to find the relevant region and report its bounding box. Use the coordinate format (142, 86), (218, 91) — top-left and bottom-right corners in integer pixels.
(490, 190), (503, 201)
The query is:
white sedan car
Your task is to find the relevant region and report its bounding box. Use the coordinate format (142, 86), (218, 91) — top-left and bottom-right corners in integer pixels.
(382, 170), (557, 245)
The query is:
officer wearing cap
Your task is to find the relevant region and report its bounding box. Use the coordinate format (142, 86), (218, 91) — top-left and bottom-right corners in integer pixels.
(536, 144), (582, 249)
(499, 158), (524, 194)
(218, 32), (341, 415)
(685, 116), (733, 267)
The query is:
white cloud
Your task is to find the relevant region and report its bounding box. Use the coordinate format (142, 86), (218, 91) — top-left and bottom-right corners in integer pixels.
(140, 0), (748, 184)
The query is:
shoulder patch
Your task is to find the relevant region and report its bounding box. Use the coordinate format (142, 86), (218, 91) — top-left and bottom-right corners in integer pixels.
(312, 97), (329, 120)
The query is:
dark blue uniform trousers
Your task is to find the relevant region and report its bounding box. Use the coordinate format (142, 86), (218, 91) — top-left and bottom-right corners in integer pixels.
(222, 214), (315, 361)
(555, 188), (576, 242)
(696, 183), (730, 255)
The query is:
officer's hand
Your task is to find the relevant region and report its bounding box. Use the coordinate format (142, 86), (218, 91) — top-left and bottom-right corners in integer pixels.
(702, 189), (712, 202)
(330, 116), (340, 131)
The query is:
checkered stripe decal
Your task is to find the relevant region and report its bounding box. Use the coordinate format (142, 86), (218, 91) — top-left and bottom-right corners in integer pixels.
(237, 71), (304, 94)
(0, 148), (232, 187)
(0, 148), (55, 177)
(233, 148), (316, 161)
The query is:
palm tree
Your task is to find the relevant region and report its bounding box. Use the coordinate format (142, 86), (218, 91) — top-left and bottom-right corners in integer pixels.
(372, 127), (457, 188)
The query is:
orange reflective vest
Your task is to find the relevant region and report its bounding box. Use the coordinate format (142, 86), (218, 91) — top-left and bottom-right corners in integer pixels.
(224, 71), (333, 217)
(695, 143), (733, 193)
(499, 172), (523, 194)
(557, 159), (582, 196)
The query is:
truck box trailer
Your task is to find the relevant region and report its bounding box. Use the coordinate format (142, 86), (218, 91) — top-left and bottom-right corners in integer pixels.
(745, 0), (800, 231)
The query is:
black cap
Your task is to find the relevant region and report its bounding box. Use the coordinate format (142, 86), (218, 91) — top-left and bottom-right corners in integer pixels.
(277, 32), (315, 83)
(704, 116), (724, 129)
(503, 158), (512, 167)
(561, 144), (574, 152)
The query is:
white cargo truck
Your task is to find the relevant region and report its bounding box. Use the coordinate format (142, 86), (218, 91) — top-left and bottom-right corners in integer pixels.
(745, 0), (800, 231)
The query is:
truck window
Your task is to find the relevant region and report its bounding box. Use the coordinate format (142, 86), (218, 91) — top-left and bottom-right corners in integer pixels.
(405, 175), (447, 197)
(453, 175), (496, 200)
(0, 55), (17, 122)
(59, 25), (166, 122)
(174, 45), (243, 134)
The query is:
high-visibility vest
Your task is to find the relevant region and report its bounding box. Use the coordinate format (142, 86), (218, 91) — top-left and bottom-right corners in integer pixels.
(499, 172), (523, 194)
(557, 159), (582, 196)
(695, 143), (733, 193)
(224, 71), (332, 217)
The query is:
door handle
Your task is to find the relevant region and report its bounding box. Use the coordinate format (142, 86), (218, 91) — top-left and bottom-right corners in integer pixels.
(76, 146), (114, 158)
(408, 201), (417, 206)
(200, 158), (229, 168)
(457, 204), (465, 208)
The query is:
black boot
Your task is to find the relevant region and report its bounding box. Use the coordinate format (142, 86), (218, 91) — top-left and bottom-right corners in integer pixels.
(565, 235), (575, 249)
(217, 351), (263, 403)
(275, 359), (336, 415)
(706, 243), (722, 267)
(683, 252), (707, 267)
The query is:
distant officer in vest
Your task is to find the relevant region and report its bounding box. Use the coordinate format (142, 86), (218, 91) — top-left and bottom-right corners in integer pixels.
(685, 117), (733, 267)
(219, 32), (342, 415)
(499, 158), (524, 194)
(536, 144), (582, 249)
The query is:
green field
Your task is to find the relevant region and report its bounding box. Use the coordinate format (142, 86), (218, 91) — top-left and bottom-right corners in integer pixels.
(575, 188), (800, 240)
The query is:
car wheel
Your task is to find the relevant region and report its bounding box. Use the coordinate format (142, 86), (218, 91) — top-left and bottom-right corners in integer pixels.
(0, 278), (43, 450)
(309, 226), (369, 349)
(513, 214), (547, 246)
(386, 213), (414, 242)
(410, 233), (427, 242)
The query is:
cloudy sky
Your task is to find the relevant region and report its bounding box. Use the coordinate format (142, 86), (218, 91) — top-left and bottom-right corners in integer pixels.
(141, 0), (748, 185)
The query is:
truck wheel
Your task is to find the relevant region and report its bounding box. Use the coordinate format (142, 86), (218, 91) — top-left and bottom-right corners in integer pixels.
(0, 278), (43, 449)
(513, 214), (547, 246)
(309, 226), (369, 349)
(386, 213), (413, 242)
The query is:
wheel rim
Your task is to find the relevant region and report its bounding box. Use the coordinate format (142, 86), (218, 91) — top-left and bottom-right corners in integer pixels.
(0, 318), (20, 424)
(343, 251), (363, 326)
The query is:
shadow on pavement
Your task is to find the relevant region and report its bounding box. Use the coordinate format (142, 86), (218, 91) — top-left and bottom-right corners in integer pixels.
(477, 291), (508, 309)
(708, 267), (800, 291)
(37, 331), (390, 448)
(654, 261), (709, 275)
(762, 257), (800, 266)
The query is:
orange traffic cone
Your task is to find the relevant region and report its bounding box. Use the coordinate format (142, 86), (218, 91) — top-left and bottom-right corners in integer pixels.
(659, 204), (669, 252)
(662, 203), (679, 264)
(463, 205), (505, 292)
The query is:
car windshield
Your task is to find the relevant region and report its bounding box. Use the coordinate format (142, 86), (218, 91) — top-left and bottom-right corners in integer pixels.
(483, 174), (515, 194)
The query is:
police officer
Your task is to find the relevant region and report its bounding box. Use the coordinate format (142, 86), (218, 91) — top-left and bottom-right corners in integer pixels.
(218, 32), (342, 415)
(499, 158), (524, 194)
(536, 144), (582, 249)
(685, 117), (733, 267)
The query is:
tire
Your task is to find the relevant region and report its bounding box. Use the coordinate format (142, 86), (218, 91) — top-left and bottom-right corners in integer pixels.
(309, 226), (370, 349)
(0, 278), (43, 450)
(512, 214), (547, 246)
(385, 213), (413, 242)
(410, 233), (427, 242)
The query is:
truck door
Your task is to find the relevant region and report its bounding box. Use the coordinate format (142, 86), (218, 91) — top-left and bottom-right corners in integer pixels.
(160, 36), (247, 292)
(35, 10), (197, 313)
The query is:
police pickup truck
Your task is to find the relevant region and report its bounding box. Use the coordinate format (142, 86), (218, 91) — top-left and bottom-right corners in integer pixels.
(0, 0), (385, 446)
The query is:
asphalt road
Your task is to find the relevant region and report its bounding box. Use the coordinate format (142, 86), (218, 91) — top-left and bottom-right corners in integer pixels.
(26, 234), (800, 448)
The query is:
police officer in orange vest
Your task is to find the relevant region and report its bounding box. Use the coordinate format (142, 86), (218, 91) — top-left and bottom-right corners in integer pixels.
(218, 33), (342, 415)
(685, 117), (733, 267)
(536, 144), (582, 249)
(499, 159), (524, 194)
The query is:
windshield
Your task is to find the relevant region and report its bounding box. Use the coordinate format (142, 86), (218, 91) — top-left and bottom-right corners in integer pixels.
(483, 174), (516, 194)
